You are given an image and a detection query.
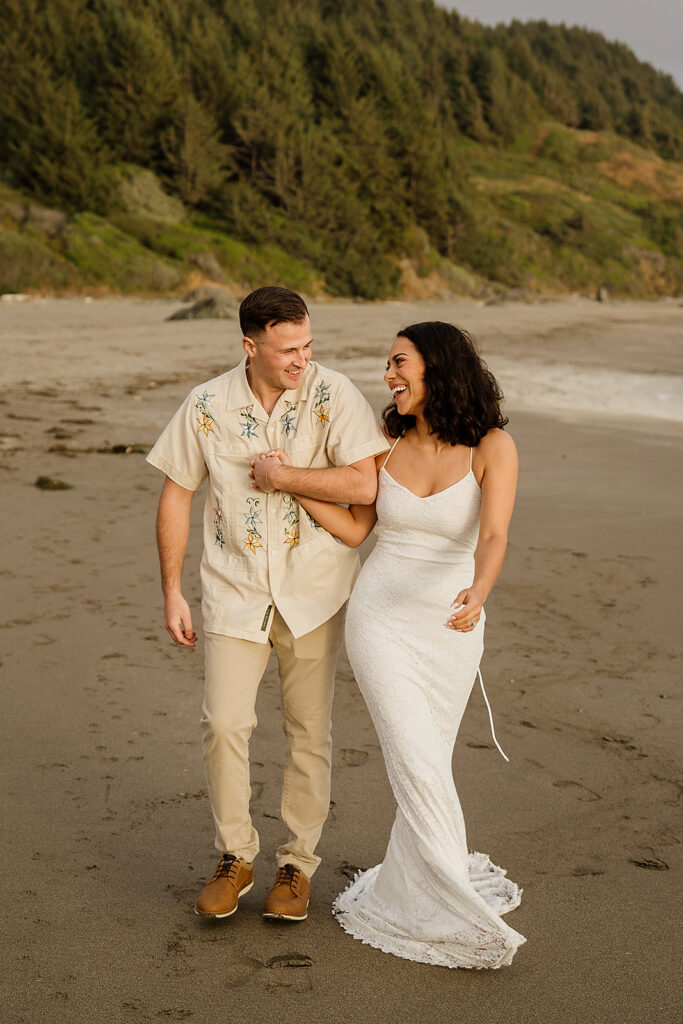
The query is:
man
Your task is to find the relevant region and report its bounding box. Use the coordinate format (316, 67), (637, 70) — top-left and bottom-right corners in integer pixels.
(147, 286), (387, 922)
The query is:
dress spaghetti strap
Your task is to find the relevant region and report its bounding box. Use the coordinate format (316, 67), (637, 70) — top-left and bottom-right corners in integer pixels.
(469, 446), (473, 471)
(382, 435), (402, 470)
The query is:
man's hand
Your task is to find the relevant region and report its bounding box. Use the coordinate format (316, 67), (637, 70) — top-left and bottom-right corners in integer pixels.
(164, 591), (197, 647)
(250, 450), (289, 493)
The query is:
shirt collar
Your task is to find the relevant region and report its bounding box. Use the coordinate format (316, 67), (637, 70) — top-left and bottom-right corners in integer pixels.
(225, 357), (317, 418)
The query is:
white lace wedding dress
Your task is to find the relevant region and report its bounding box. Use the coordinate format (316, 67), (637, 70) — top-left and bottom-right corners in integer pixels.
(335, 439), (525, 969)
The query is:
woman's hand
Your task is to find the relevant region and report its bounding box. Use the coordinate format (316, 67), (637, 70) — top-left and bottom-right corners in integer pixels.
(263, 448), (291, 466)
(249, 448), (291, 491)
(446, 586), (484, 631)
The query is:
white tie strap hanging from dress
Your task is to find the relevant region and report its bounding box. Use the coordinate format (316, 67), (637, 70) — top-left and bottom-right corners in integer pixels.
(477, 667), (510, 762)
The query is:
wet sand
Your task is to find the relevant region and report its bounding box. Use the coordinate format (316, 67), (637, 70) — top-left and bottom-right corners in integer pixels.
(1, 297), (681, 1023)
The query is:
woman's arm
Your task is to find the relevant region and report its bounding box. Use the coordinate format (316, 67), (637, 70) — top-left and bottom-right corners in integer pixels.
(262, 449), (384, 548)
(297, 493), (378, 548)
(448, 429), (518, 631)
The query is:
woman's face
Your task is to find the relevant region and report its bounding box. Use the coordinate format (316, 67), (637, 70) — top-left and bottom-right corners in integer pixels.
(384, 336), (428, 417)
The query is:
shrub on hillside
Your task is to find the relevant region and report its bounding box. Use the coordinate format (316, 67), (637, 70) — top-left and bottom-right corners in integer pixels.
(0, 231), (78, 292)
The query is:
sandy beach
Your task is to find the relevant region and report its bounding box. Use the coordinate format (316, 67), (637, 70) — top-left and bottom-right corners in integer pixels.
(1, 296), (681, 1023)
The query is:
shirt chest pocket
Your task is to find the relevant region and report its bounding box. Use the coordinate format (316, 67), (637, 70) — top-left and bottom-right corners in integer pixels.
(285, 431), (328, 469)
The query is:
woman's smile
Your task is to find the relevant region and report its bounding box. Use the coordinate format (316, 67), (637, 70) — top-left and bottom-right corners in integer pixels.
(384, 337), (428, 416)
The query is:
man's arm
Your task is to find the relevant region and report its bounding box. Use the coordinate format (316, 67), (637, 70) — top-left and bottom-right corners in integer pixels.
(156, 476), (197, 647)
(251, 454), (378, 504)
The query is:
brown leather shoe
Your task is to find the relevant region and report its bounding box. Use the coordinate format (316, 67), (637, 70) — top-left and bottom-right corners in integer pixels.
(263, 863), (310, 921)
(194, 854), (253, 918)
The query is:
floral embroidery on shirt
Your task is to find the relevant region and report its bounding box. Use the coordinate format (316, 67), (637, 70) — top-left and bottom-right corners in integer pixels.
(282, 494), (300, 548)
(242, 496), (263, 553)
(195, 390), (216, 437)
(213, 501), (225, 549)
(313, 380), (331, 426)
(279, 402), (298, 437)
(240, 405), (259, 440)
(244, 533), (262, 554)
(282, 495), (298, 526)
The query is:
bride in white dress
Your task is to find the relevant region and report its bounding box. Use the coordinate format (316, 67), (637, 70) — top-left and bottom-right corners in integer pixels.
(267, 321), (525, 969)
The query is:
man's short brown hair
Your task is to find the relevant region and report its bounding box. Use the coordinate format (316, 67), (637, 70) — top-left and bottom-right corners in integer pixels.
(239, 286), (309, 340)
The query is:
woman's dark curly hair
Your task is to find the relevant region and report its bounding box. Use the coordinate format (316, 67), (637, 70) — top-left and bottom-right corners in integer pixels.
(382, 321), (508, 446)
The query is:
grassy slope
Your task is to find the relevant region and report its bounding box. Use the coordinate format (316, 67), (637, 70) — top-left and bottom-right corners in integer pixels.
(457, 127), (683, 296)
(1, 126), (681, 299)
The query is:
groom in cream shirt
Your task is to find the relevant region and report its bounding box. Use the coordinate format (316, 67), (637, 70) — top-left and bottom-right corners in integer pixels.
(147, 286), (387, 921)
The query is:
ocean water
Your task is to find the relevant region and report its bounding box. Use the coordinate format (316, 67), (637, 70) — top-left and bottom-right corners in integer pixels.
(492, 357), (683, 424)
(344, 352), (683, 426)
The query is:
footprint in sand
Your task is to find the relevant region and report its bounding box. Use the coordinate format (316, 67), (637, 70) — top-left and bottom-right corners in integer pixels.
(337, 861), (365, 880)
(601, 734), (642, 753)
(553, 779), (601, 801)
(217, 953), (314, 992)
(339, 748), (368, 767)
(629, 856), (668, 870)
(250, 780), (264, 802)
(264, 953), (313, 993)
(571, 862), (605, 876)
(221, 958), (269, 990)
(267, 954), (313, 968)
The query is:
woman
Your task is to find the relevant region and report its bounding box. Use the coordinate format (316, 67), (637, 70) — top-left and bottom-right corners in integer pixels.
(268, 321), (525, 968)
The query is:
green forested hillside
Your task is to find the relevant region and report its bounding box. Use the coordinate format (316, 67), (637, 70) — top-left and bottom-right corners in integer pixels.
(1, 0), (681, 298)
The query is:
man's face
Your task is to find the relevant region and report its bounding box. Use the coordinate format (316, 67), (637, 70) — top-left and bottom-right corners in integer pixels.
(243, 316), (313, 393)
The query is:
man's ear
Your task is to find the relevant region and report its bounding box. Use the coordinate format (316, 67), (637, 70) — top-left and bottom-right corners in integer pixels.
(242, 335), (257, 358)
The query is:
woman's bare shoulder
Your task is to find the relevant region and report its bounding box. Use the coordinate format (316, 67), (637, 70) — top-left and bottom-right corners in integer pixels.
(478, 427), (517, 457)
(474, 430), (518, 479)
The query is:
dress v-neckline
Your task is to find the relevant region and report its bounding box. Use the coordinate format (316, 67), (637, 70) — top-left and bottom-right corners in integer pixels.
(381, 465), (476, 500)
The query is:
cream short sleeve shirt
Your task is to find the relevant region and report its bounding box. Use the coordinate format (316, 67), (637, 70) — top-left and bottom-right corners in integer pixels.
(147, 358), (388, 643)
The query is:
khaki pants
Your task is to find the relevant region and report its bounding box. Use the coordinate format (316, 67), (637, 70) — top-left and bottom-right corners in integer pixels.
(201, 606), (344, 878)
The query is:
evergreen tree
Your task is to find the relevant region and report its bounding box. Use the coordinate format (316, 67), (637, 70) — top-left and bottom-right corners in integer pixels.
(0, 0), (680, 296)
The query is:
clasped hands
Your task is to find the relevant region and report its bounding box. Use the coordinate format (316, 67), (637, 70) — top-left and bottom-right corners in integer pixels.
(249, 448), (290, 493)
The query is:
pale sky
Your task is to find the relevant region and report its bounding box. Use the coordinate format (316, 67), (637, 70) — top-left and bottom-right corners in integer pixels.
(440, 1), (683, 87)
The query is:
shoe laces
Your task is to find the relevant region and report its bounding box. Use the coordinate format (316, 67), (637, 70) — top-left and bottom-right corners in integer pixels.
(211, 854), (239, 883)
(275, 863), (301, 893)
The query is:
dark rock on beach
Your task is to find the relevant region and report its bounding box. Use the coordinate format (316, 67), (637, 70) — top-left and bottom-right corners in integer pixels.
(167, 296), (237, 321)
(34, 475), (73, 490)
(168, 286), (237, 321)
